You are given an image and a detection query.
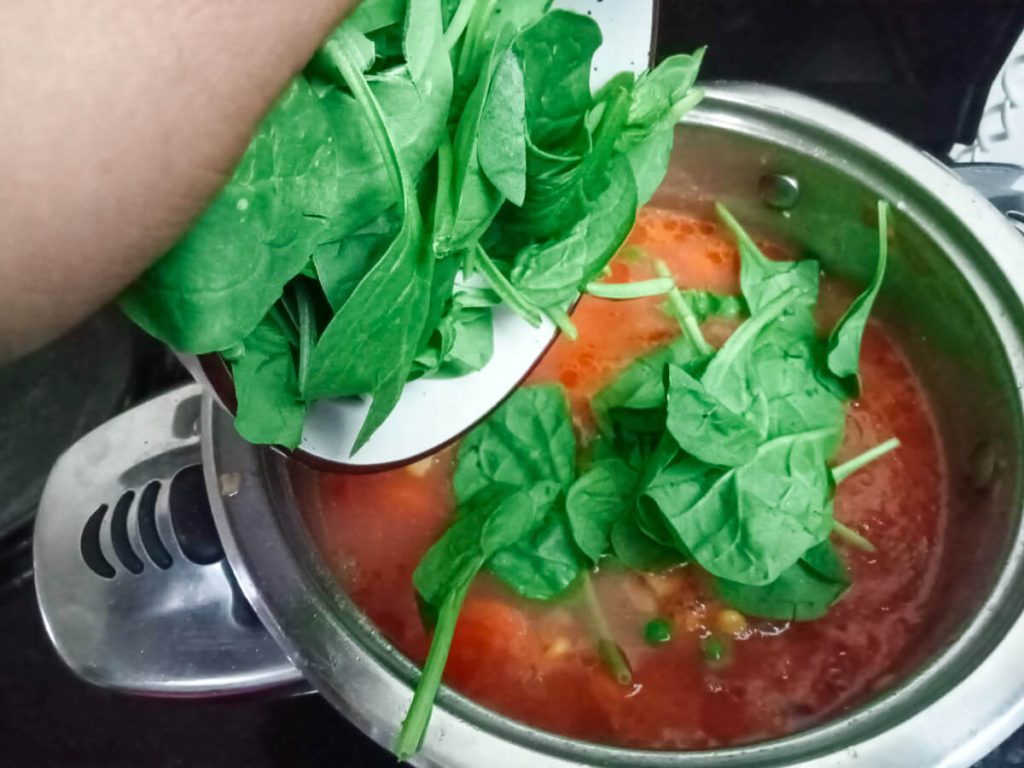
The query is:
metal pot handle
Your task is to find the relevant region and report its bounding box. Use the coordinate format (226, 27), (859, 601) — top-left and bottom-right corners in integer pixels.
(949, 162), (1024, 231)
(34, 384), (304, 696)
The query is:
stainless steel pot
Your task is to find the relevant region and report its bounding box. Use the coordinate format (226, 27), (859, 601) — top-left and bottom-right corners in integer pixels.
(34, 83), (1024, 767)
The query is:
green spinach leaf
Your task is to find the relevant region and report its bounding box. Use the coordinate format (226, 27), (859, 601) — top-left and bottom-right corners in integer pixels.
(229, 315), (306, 449)
(665, 364), (761, 467)
(454, 384), (577, 505)
(643, 428), (837, 586)
(566, 459), (637, 564)
(716, 540), (850, 621)
(826, 200), (890, 396)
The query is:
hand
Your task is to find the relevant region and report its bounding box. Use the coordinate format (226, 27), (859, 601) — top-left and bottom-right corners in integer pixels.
(0, 0), (356, 360)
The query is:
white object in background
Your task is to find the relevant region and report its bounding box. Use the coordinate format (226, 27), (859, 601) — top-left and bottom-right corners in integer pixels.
(951, 31), (1024, 164)
(298, 0), (655, 468)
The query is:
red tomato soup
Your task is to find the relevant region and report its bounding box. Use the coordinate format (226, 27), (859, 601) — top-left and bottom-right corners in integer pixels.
(301, 209), (948, 749)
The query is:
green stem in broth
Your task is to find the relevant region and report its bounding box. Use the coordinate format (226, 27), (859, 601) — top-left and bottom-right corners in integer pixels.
(580, 571), (633, 686)
(832, 437), (901, 484)
(829, 437), (901, 553)
(654, 260), (714, 356)
(832, 521), (877, 554)
(395, 571), (477, 760)
(586, 277), (675, 300)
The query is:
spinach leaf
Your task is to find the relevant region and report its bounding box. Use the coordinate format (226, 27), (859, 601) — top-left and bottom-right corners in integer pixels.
(229, 314), (306, 449)
(488, 511), (585, 600)
(452, 0), (551, 106)
(303, 23), (440, 452)
(415, 285), (495, 377)
(414, 490), (540, 607)
(454, 384), (577, 505)
(618, 50), (706, 204)
(477, 48), (528, 205)
(665, 364), (761, 467)
(121, 77), (343, 353)
(750, 328), (845, 447)
(566, 459), (636, 564)
(716, 202), (819, 328)
(313, 209), (399, 312)
(643, 428), (837, 586)
(610, 512), (683, 571)
(349, 0), (405, 35)
(449, 39), (509, 251)
(677, 290), (746, 324)
(591, 335), (704, 434)
(826, 200), (890, 396)
(509, 155), (638, 309)
(513, 10), (602, 148)
(698, 286), (805, 435)
(716, 540), (850, 621)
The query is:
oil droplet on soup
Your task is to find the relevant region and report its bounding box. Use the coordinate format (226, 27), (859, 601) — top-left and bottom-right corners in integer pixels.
(299, 208), (948, 750)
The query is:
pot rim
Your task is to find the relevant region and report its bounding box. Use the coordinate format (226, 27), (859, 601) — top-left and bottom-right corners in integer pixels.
(205, 82), (1024, 768)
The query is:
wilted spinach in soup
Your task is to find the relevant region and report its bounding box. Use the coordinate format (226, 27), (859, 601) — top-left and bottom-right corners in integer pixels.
(301, 207), (947, 754)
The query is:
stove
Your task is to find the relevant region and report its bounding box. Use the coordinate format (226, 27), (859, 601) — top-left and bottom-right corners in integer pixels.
(3, 3), (1024, 766)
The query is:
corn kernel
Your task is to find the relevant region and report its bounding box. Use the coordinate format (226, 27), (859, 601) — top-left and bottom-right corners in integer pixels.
(715, 609), (748, 636)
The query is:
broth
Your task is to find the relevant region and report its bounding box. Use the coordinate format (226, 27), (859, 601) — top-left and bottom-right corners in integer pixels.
(302, 209), (948, 749)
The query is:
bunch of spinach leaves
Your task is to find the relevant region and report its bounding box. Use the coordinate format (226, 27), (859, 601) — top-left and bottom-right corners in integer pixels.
(397, 200), (898, 757)
(120, 0), (706, 452)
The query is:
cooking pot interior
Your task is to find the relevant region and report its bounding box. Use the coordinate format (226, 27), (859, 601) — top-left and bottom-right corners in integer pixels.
(249, 87), (1024, 765)
(651, 101), (1024, 681)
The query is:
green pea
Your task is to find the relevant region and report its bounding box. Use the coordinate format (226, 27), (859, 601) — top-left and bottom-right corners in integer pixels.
(702, 634), (726, 665)
(643, 618), (673, 646)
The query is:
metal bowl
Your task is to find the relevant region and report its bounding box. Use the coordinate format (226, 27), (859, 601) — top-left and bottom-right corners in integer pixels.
(35, 82), (1024, 767)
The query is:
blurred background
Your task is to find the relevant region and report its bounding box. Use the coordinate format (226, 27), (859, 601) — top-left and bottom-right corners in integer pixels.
(2, 2), (1024, 765)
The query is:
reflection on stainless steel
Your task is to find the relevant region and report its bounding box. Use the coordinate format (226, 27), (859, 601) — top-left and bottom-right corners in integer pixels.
(34, 385), (301, 696)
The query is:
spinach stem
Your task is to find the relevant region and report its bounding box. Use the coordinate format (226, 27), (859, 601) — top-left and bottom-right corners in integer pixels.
(443, 0), (479, 49)
(546, 305), (578, 341)
(832, 521), (877, 553)
(579, 571), (632, 686)
(473, 246), (543, 326)
(268, 304), (299, 348)
(831, 437), (901, 484)
(432, 132), (455, 257)
(295, 282), (315, 397)
(586, 277), (675, 300)
(395, 575), (474, 760)
(654, 260), (714, 355)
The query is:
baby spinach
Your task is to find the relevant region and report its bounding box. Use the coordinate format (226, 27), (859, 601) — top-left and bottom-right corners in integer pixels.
(641, 429), (837, 587)
(665, 365), (761, 467)
(716, 540), (850, 621)
(229, 316), (306, 448)
(477, 48), (528, 205)
(303, 23), (440, 451)
(454, 384), (576, 504)
(826, 200), (890, 396)
(566, 459), (637, 565)
(510, 155), (639, 310)
(121, 77), (343, 353)
(123, 0), (706, 451)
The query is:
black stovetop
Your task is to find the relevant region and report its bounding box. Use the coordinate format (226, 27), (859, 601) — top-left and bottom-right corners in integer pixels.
(4, 3), (1024, 766)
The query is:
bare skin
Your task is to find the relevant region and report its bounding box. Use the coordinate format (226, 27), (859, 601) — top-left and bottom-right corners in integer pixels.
(0, 0), (357, 361)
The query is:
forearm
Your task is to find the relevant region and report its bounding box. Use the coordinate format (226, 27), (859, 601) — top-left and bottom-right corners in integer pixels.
(0, 0), (356, 360)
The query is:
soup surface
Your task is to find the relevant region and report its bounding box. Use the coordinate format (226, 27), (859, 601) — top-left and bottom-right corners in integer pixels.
(302, 209), (948, 749)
